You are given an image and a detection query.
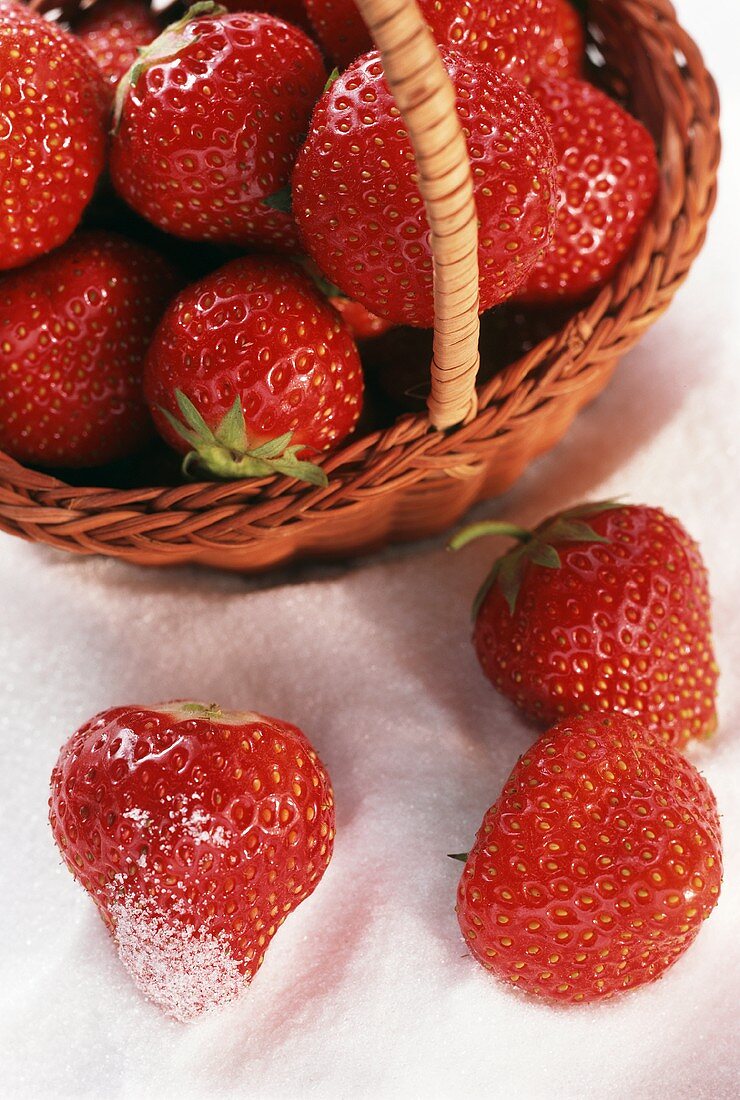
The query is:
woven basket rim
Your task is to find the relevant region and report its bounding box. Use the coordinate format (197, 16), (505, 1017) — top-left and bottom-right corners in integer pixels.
(0, 0), (721, 540)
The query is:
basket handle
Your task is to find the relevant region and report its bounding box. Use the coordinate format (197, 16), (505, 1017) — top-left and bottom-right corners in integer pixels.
(353, 0), (481, 430)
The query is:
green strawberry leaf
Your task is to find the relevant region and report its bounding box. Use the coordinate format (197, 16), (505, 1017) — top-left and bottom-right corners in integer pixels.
(557, 499), (624, 521)
(547, 518), (610, 544)
(324, 67), (340, 92)
(175, 390), (217, 443)
(264, 187), (293, 214)
(248, 431), (296, 460)
(214, 397), (247, 453)
(447, 853), (469, 862)
(528, 542), (561, 569)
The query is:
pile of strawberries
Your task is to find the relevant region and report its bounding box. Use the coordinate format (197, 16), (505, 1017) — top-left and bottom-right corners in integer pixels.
(0, 0), (658, 485)
(49, 499), (723, 1018)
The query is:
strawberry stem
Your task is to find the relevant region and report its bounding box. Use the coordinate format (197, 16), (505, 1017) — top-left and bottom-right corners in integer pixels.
(448, 521), (532, 551)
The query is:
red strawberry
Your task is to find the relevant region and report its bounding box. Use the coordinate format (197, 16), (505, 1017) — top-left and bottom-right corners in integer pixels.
(304, 1), (569, 80)
(518, 76), (659, 302)
(76, 0), (161, 89)
(0, 1), (108, 271)
(220, 0), (314, 34)
(542, 0), (585, 78)
(110, 7), (326, 250)
(0, 230), (179, 468)
(451, 502), (718, 749)
(330, 297), (394, 341)
(456, 713), (722, 1003)
(293, 51), (556, 327)
(49, 701), (335, 1021)
(144, 256), (364, 485)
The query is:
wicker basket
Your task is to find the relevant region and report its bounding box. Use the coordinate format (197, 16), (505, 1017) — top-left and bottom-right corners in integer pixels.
(0, 0), (720, 570)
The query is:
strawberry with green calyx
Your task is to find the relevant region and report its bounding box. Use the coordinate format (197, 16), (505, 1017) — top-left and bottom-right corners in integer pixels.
(144, 256), (364, 488)
(161, 391), (330, 487)
(450, 502), (718, 748)
(110, 6), (326, 250)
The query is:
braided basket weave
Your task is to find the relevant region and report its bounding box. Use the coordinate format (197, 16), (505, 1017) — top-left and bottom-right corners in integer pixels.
(0, 0), (720, 570)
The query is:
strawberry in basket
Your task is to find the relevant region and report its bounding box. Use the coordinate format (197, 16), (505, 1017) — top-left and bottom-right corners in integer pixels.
(0, 231), (180, 468)
(0, 1), (108, 271)
(50, 702), (335, 1021)
(293, 50), (557, 327)
(519, 76), (659, 302)
(76, 0), (161, 89)
(145, 257), (364, 485)
(304, 0), (584, 79)
(110, 5), (326, 250)
(455, 713), (722, 1002)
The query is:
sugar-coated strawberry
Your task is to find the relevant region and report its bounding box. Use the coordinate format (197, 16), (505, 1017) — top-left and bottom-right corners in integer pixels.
(0, 231), (179, 468)
(110, 6), (326, 250)
(456, 713), (722, 1003)
(293, 51), (556, 327)
(76, 0), (161, 89)
(49, 701), (335, 1021)
(451, 502), (718, 748)
(145, 257), (364, 485)
(519, 76), (659, 302)
(0, 1), (108, 271)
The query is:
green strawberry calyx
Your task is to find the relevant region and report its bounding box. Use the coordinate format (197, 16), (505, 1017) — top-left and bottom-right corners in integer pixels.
(449, 500), (623, 618)
(160, 390), (329, 488)
(113, 2), (226, 129)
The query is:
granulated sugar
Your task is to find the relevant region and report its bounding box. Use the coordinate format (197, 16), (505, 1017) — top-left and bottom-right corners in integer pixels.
(111, 895), (244, 1023)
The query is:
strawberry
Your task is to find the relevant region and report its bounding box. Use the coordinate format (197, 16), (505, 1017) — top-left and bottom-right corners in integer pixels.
(144, 256), (364, 486)
(0, 1), (108, 271)
(76, 0), (161, 89)
(0, 230), (179, 468)
(543, 0), (585, 78)
(329, 297), (393, 341)
(456, 713), (722, 1003)
(304, 1), (575, 80)
(293, 50), (556, 327)
(49, 701), (335, 1021)
(518, 76), (659, 303)
(220, 0), (314, 34)
(109, 6), (326, 250)
(451, 502), (718, 749)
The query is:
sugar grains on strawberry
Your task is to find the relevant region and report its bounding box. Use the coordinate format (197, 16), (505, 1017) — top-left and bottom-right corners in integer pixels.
(145, 256), (363, 485)
(456, 713), (722, 1003)
(110, 8), (326, 250)
(49, 701), (335, 1021)
(76, 0), (161, 89)
(0, 1), (108, 271)
(452, 501), (718, 748)
(519, 76), (659, 302)
(0, 231), (180, 468)
(293, 50), (556, 327)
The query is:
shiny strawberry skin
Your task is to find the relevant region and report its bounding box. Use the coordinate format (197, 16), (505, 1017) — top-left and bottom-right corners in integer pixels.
(473, 505), (718, 748)
(76, 0), (160, 88)
(330, 298), (393, 340)
(145, 257), (363, 456)
(293, 51), (556, 327)
(49, 702), (335, 1021)
(0, 230), (179, 468)
(304, 0), (567, 80)
(519, 76), (659, 303)
(0, 1), (108, 271)
(221, 0), (314, 34)
(543, 0), (585, 78)
(457, 713), (722, 1003)
(109, 11), (326, 249)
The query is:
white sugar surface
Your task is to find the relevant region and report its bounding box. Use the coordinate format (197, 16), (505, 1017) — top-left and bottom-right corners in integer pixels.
(1, 3), (740, 1095)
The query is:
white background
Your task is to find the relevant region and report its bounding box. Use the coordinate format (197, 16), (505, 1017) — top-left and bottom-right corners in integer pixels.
(1, 2), (739, 1096)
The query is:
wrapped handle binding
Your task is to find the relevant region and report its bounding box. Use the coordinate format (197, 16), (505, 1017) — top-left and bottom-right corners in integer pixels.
(353, 0), (481, 430)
